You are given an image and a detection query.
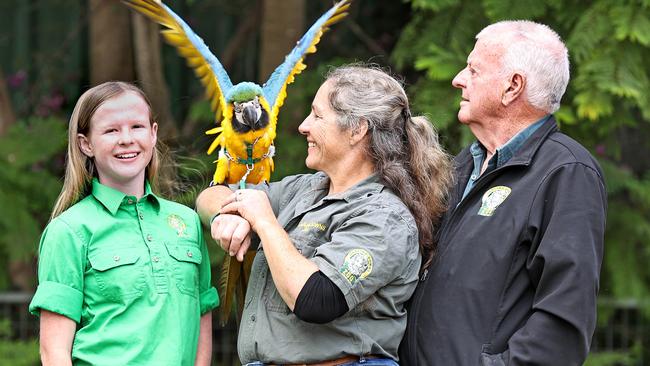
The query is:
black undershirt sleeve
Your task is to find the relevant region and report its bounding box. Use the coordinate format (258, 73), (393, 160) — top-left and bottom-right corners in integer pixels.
(293, 271), (349, 324)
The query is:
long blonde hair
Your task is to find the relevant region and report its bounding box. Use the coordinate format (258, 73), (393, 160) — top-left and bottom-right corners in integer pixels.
(51, 82), (161, 219)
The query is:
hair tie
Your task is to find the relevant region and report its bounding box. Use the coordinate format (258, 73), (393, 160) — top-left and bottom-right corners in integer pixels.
(402, 107), (412, 122)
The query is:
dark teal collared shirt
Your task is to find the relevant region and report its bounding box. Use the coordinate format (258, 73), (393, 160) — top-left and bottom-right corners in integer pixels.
(462, 115), (551, 200)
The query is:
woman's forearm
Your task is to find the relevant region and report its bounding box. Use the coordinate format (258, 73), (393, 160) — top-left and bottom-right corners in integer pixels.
(196, 185), (233, 226)
(255, 220), (319, 310)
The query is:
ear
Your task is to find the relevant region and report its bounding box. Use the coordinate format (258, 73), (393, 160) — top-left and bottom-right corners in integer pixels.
(77, 134), (94, 158)
(151, 122), (158, 145)
(349, 119), (369, 146)
(502, 72), (526, 106)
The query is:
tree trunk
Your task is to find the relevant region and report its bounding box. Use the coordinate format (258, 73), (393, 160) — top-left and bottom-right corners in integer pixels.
(131, 13), (177, 141)
(0, 68), (16, 136)
(88, 0), (135, 84)
(259, 0), (305, 80)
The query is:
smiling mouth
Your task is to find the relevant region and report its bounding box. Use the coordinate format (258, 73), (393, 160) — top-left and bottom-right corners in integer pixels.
(116, 152), (138, 159)
(307, 142), (316, 147)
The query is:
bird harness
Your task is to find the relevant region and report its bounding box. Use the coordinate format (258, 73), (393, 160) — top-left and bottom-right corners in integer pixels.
(221, 137), (275, 189)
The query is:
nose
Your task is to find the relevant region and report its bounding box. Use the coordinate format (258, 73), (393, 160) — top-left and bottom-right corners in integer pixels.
(298, 115), (311, 135)
(452, 68), (467, 89)
(118, 128), (134, 145)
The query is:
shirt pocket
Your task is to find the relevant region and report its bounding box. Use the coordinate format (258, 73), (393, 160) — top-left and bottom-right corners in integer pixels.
(261, 234), (320, 313)
(88, 247), (146, 302)
(165, 240), (202, 298)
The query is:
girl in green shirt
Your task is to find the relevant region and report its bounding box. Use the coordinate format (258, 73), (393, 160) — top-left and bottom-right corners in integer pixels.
(29, 82), (218, 365)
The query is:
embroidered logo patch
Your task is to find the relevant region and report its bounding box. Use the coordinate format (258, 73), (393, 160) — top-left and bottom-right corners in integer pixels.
(298, 222), (326, 232)
(340, 249), (373, 285)
(167, 214), (188, 237)
(478, 186), (512, 216)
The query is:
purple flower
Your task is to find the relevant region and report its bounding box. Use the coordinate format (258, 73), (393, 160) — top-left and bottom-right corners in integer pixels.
(7, 70), (27, 88)
(43, 93), (65, 110)
(36, 92), (66, 116)
(594, 144), (606, 156)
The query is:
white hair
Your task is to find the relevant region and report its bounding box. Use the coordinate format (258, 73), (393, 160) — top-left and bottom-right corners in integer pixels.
(477, 20), (570, 113)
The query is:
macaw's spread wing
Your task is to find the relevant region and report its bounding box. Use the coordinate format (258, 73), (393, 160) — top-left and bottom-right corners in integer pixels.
(262, 0), (351, 119)
(123, 0), (232, 124)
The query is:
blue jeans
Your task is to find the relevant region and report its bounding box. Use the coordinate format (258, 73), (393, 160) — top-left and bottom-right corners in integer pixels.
(244, 358), (399, 366)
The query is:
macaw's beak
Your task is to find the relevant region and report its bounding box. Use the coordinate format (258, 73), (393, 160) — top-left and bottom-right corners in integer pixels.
(243, 105), (258, 126)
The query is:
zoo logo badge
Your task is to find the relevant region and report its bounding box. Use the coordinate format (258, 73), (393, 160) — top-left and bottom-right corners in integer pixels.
(478, 186), (512, 217)
(340, 249), (373, 285)
(167, 214), (188, 237)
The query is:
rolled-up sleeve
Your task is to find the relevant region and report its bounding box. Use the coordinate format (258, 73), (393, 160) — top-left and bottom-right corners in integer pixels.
(196, 214), (219, 314)
(29, 218), (86, 322)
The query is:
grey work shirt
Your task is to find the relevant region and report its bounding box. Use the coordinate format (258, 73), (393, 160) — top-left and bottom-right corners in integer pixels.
(237, 172), (421, 364)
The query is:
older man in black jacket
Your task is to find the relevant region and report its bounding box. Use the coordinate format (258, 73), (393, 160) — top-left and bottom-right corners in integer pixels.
(399, 20), (607, 366)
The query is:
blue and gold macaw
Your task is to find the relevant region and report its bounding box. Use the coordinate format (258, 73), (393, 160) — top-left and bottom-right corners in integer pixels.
(123, 0), (352, 325)
(123, 0), (351, 187)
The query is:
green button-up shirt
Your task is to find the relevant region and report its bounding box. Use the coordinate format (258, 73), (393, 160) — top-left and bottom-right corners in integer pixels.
(238, 173), (421, 364)
(29, 179), (218, 366)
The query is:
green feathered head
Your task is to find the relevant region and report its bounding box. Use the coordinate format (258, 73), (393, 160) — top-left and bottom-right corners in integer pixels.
(226, 82), (263, 103)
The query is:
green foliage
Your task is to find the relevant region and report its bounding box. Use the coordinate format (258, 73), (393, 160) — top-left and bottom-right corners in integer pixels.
(0, 118), (66, 289)
(396, 0), (650, 356)
(482, 0), (548, 20)
(0, 338), (41, 366)
(585, 343), (643, 366)
(410, 0), (459, 12)
(0, 318), (39, 366)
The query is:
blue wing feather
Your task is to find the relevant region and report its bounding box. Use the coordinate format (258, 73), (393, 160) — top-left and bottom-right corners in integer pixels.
(160, 3), (233, 93)
(123, 0), (232, 122)
(263, 0), (350, 112)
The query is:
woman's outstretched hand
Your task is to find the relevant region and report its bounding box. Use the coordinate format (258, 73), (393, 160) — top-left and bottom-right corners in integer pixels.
(220, 189), (279, 235)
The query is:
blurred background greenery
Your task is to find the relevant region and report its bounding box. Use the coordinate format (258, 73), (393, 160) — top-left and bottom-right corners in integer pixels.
(1, 0), (649, 365)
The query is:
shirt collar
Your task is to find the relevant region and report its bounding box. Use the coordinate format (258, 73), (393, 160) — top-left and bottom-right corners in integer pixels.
(309, 172), (385, 203)
(341, 173), (384, 202)
(91, 178), (160, 215)
(470, 114), (551, 169)
(326, 173), (385, 203)
(495, 115), (550, 167)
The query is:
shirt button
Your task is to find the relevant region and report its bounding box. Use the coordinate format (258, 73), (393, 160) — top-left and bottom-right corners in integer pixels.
(152, 256), (159, 262)
(187, 251), (193, 258)
(251, 315), (256, 322)
(113, 255), (120, 262)
(127, 199), (134, 204)
(146, 234), (153, 242)
(138, 213), (144, 220)
(471, 174), (478, 180)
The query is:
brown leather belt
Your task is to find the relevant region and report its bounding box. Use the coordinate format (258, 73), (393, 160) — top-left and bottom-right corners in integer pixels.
(272, 354), (377, 366)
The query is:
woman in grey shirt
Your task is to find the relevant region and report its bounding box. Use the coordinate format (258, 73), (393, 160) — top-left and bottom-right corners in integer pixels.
(197, 65), (453, 365)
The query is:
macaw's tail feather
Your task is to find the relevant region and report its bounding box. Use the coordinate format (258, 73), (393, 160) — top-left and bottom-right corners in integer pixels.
(218, 251), (256, 326)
